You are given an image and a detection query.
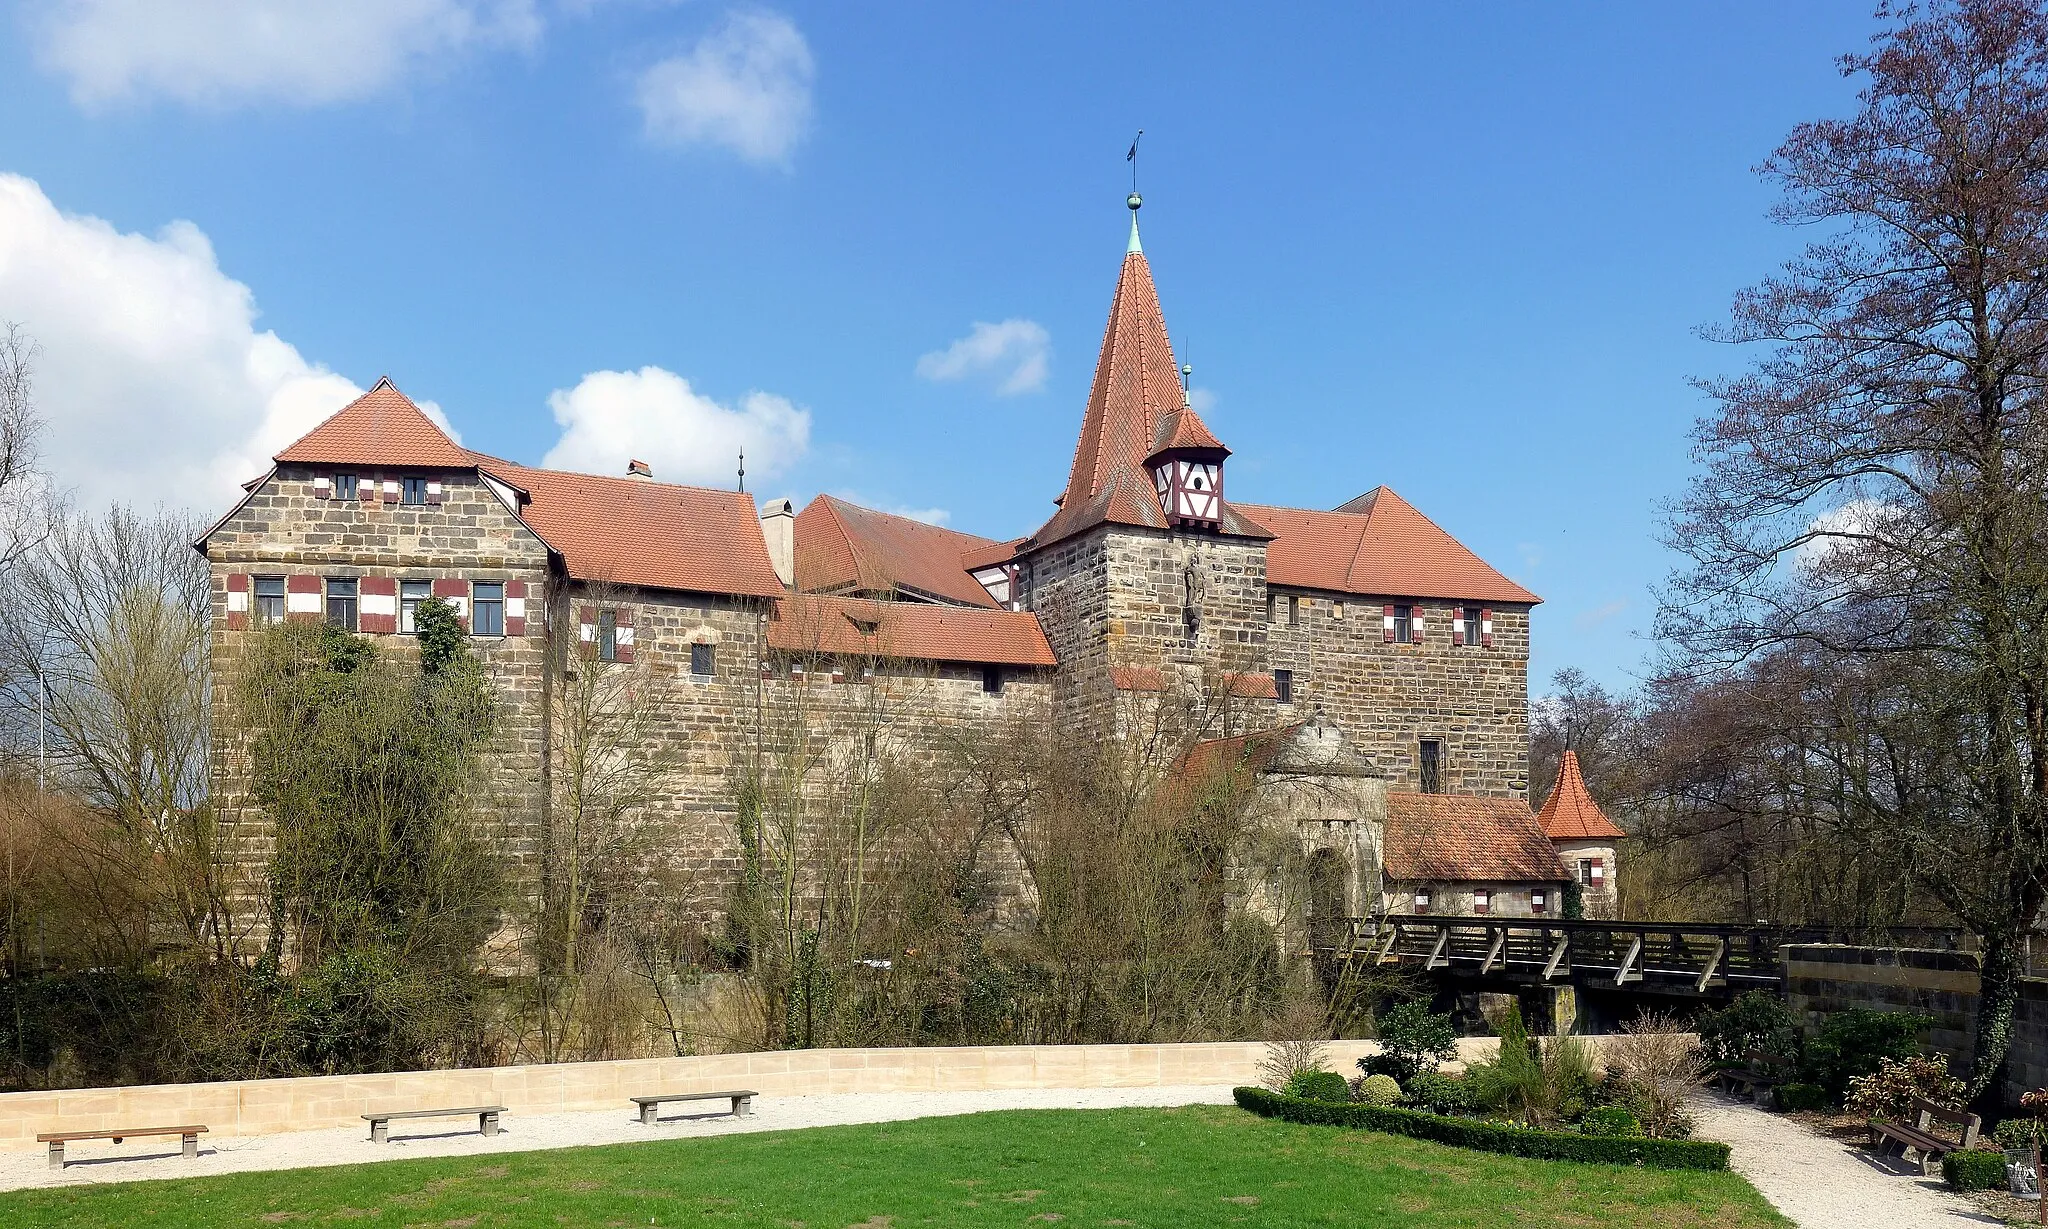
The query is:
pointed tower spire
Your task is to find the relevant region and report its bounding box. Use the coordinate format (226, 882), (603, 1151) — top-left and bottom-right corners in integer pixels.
(1127, 191), (1143, 254)
(1537, 750), (1626, 840)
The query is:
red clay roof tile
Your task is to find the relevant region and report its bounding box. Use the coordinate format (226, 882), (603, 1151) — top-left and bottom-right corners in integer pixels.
(1383, 793), (1569, 883)
(766, 594), (1055, 667)
(1239, 489), (1539, 604)
(1536, 750), (1626, 841)
(274, 378), (474, 469)
(794, 496), (1000, 608)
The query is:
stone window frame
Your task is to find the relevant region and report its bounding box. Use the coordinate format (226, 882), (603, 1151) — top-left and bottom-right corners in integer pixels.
(472, 582), (506, 638)
(1419, 738), (1444, 794)
(399, 579), (431, 634)
(253, 575), (286, 624)
(1287, 595), (1301, 627)
(690, 641), (716, 678)
(333, 473), (359, 500)
(400, 476), (429, 505)
(597, 610), (618, 662)
(1459, 606), (1481, 647)
(1273, 668), (1293, 704)
(1391, 603), (1413, 643)
(982, 665), (1004, 695)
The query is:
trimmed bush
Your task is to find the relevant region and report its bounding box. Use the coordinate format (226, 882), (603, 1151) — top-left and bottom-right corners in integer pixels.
(1579, 1106), (1642, 1137)
(1233, 1086), (1731, 1171)
(1404, 1072), (1472, 1117)
(1942, 1148), (2009, 1192)
(1774, 1083), (1828, 1113)
(1357, 1073), (1402, 1105)
(1285, 1070), (1350, 1103)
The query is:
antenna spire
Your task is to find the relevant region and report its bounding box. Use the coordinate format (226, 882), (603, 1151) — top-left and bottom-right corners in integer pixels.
(1181, 362), (1192, 407)
(737, 447), (746, 493)
(1125, 131), (1145, 254)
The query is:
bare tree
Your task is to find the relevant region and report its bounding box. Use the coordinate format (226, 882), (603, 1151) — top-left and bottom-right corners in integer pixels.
(0, 324), (44, 570)
(1666, 0), (2048, 1103)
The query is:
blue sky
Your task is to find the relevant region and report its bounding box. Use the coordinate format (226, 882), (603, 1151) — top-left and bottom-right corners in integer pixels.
(0, 1), (1885, 692)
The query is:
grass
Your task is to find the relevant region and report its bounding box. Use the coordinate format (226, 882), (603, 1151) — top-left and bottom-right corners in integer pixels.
(0, 1104), (1789, 1228)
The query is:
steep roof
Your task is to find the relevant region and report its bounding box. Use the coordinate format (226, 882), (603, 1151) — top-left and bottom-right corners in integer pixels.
(1023, 223), (1268, 549)
(793, 495), (999, 608)
(474, 459), (786, 598)
(766, 593), (1056, 667)
(1382, 793), (1570, 883)
(274, 378), (475, 469)
(1239, 488), (1540, 604)
(1537, 750), (1627, 841)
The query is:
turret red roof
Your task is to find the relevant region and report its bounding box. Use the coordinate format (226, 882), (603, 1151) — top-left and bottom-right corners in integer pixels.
(1024, 235), (1267, 549)
(274, 378), (474, 469)
(1536, 750), (1626, 841)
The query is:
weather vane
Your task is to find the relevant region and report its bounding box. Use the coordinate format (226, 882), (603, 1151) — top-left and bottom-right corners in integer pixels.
(737, 447), (746, 494)
(1127, 130), (1143, 208)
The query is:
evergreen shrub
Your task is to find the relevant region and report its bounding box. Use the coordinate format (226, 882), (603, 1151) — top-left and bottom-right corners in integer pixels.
(1942, 1149), (2009, 1192)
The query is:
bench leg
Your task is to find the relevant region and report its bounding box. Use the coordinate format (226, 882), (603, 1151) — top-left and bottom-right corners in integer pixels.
(47, 1141), (63, 1171)
(734, 1095), (753, 1119)
(640, 1103), (657, 1126)
(481, 1112), (499, 1138)
(183, 1133), (198, 1160)
(370, 1120), (389, 1144)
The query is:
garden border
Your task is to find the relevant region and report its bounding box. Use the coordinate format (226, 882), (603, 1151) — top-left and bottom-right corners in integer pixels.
(1233, 1087), (1732, 1171)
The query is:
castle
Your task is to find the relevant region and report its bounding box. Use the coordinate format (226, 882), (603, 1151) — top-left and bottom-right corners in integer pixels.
(201, 200), (1619, 928)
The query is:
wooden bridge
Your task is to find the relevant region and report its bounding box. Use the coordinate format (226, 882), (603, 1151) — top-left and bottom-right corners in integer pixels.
(1315, 915), (1970, 1002)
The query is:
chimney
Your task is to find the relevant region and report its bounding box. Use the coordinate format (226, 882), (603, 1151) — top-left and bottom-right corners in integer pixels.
(759, 497), (795, 589)
(626, 459), (653, 481)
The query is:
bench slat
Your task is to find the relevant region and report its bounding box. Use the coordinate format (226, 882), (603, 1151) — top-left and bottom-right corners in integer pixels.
(362, 1106), (506, 1121)
(631, 1090), (757, 1105)
(38, 1126), (207, 1143)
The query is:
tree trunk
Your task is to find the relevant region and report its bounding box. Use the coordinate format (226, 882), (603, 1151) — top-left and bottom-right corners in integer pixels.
(1971, 931), (2025, 1115)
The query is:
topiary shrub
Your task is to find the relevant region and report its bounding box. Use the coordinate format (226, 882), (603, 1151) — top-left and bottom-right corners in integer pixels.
(1285, 1069), (1350, 1103)
(1404, 1072), (1473, 1117)
(1774, 1083), (1828, 1113)
(1356, 1073), (1402, 1105)
(1942, 1148), (2009, 1192)
(1579, 1106), (1642, 1137)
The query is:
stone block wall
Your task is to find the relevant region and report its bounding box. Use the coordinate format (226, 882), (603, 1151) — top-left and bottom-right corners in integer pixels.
(1267, 595), (1531, 798)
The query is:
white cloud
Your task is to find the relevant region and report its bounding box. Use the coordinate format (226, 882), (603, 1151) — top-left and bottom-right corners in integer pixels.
(915, 319), (1051, 396)
(29, 0), (541, 108)
(636, 9), (813, 164)
(0, 173), (364, 512)
(1795, 498), (1894, 576)
(542, 366), (809, 487)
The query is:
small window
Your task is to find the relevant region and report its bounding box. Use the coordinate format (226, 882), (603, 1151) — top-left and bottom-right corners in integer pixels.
(1531, 889), (1548, 915)
(254, 575), (286, 624)
(325, 577), (358, 632)
(691, 642), (716, 677)
(1392, 604), (1413, 644)
(1419, 739), (1443, 794)
(1461, 607), (1481, 647)
(598, 610), (618, 662)
(1287, 595), (1300, 627)
(472, 582), (504, 637)
(1473, 889), (1490, 916)
(1274, 668), (1293, 704)
(401, 476), (428, 505)
(1265, 592), (1276, 624)
(982, 665), (1004, 695)
(1582, 858), (1606, 886)
(400, 580), (431, 634)
(1413, 890), (1432, 916)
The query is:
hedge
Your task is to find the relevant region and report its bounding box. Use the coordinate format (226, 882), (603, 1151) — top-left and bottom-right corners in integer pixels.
(1233, 1087), (1732, 1171)
(1773, 1083), (1827, 1113)
(1942, 1149), (2009, 1192)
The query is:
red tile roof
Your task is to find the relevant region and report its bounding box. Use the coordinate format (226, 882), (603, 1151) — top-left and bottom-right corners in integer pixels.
(1536, 750), (1626, 841)
(474, 459), (787, 599)
(793, 496), (1000, 608)
(1239, 488), (1540, 604)
(1383, 793), (1570, 883)
(1153, 722), (1306, 815)
(766, 594), (1056, 667)
(274, 378), (475, 469)
(1025, 245), (1268, 549)
(1149, 405), (1228, 458)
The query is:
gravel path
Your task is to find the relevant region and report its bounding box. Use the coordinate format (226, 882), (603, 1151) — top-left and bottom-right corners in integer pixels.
(1690, 1090), (1999, 1228)
(0, 1084), (1241, 1193)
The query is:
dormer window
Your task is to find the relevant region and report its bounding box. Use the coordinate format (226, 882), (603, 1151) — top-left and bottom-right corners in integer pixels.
(1152, 456), (1223, 527)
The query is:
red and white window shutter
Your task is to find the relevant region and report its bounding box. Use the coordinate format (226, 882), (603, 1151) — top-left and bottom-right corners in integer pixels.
(578, 605), (596, 650)
(425, 481), (445, 506)
(1473, 889), (1490, 916)
(225, 574), (250, 630)
(284, 574), (322, 621)
(1382, 604), (1396, 643)
(614, 607), (635, 664)
(432, 578), (470, 630)
(1451, 605), (1464, 647)
(312, 476), (333, 500)
(359, 577), (398, 634)
(505, 581), (527, 637)
(1480, 607), (1494, 648)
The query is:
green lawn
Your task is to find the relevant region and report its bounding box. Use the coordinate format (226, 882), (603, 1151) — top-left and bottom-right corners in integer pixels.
(0, 1105), (1788, 1228)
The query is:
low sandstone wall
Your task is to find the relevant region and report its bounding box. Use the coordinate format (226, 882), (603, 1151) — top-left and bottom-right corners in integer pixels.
(0, 1039), (1515, 1151)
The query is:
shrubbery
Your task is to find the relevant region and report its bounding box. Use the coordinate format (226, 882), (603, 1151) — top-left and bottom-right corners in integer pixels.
(1285, 1070), (1350, 1103)
(1942, 1148), (2009, 1192)
(1695, 990), (1798, 1065)
(1233, 1086), (1731, 1170)
(1403, 1071), (1473, 1116)
(1774, 1083), (1828, 1113)
(1803, 1009), (1928, 1103)
(1363, 999), (1459, 1085)
(1995, 1117), (2043, 1150)
(1578, 1105), (1642, 1137)
(1845, 1054), (1965, 1122)
(1356, 1073), (1402, 1105)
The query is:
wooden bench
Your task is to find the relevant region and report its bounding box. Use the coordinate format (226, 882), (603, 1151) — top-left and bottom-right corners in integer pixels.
(1868, 1096), (1981, 1175)
(1716, 1049), (1791, 1106)
(37, 1125), (207, 1170)
(630, 1090), (756, 1125)
(362, 1105), (505, 1144)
